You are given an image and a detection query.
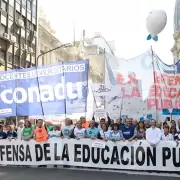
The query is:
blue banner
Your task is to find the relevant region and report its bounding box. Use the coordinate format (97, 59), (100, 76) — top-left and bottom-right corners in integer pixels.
(0, 60), (89, 117)
(162, 108), (180, 115)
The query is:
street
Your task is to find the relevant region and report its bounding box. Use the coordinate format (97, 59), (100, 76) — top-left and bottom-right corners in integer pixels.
(0, 167), (179, 180)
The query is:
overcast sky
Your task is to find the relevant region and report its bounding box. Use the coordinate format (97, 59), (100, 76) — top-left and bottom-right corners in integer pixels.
(39, 0), (176, 64)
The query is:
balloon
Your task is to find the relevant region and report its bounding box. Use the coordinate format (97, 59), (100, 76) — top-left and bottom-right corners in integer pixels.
(146, 10), (167, 41)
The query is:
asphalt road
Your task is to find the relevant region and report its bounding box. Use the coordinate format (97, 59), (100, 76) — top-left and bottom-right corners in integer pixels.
(0, 167), (179, 180)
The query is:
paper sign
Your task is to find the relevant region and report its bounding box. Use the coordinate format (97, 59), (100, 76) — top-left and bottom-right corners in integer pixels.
(92, 141), (106, 149)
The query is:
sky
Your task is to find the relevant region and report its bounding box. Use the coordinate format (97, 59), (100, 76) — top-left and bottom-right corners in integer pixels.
(39, 0), (176, 65)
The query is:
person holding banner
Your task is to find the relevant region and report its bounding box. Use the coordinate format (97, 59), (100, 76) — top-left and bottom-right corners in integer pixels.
(85, 120), (99, 139)
(122, 119), (136, 141)
(61, 118), (74, 138)
(34, 119), (48, 142)
(135, 121), (146, 140)
(48, 125), (61, 139)
(21, 120), (34, 141)
(109, 123), (123, 142)
(161, 125), (173, 141)
(6, 125), (17, 140)
(146, 120), (161, 147)
(17, 120), (24, 140)
(176, 119), (180, 134)
(73, 121), (86, 139)
(98, 123), (110, 141)
(0, 125), (7, 139)
(80, 116), (90, 129)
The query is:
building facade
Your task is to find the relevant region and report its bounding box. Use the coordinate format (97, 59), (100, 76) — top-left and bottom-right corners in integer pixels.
(0, 0), (38, 72)
(37, 9), (82, 65)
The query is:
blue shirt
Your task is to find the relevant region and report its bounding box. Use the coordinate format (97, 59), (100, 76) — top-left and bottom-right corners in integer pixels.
(7, 131), (17, 138)
(86, 127), (99, 138)
(0, 131), (7, 139)
(122, 125), (135, 140)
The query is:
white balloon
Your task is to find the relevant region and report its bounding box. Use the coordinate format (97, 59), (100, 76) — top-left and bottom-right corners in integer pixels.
(146, 10), (167, 41)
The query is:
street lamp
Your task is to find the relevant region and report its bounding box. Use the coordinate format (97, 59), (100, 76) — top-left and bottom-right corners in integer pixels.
(36, 43), (73, 65)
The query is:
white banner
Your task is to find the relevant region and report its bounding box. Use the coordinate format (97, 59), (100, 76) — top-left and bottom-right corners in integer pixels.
(0, 139), (179, 171)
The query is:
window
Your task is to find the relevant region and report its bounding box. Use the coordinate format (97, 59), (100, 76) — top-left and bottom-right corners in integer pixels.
(14, 55), (20, 66)
(0, 24), (6, 34)
(16, 0), (21, 4)
(22, 8), (26, 16)
(0, 50), (5, 61)
(21, 37), (25, 44)
(7, 63), (12, 70)
(32, 17), (36, 25)
(15, 33), (20, 43)
(27, 0), (31, 11)
(22, 0), (26, 7)
(9, 5), (14, 17)
(27, 40), (31, 47)
(32, 5), (36, 17)
(27, 12), (31, 20)
(16, 2), (21, 12)
(7, 52), (13, 64)
(21, 29), (25, 37)
(33, 0), (36, 5)
(9, 0), (14, 7)
(31, 55), (35, 64)
(32, 43), (36, 52)
(16, 11), (21, 19)
(1, 1), (7, 11)
(26, 20), (30, 29)
(1, 14), (7, 26)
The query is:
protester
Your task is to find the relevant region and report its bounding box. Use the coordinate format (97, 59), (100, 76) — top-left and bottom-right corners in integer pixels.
(80, 116), (89, 129)
(176, 119), (180, 134)
(6, 125), (17, 139)
(170, 126), (179, 140)
(61, 118), (74, 138)
(161, 125), (173, 141)
(45, 121), (53, 132)
(146, 120), (161, 146)
(122, 119), (136, 141)
(109, 123), (123, 141)
(34, 119), (48, 142)
(22, 120), (34, 141)
(132, 119), (138, 127)
(85, 120), (99, 139)
(17, 119), (24, 140)
(73, 121), (86, 139)
(170, 120), (176, 128)
(99, 123), (110, 140)
(48, 125), (61, 138)
(116, 118), (125, 131)
(136, 121), (146, 140)
(144, 120), (151, 129)
(0, 125), (7, 139)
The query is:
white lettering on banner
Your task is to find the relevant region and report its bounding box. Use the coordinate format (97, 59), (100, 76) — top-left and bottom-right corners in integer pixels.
(0, 64), (85, 81)
(0, 77), (84, 104)
(0, 139), (179, 172)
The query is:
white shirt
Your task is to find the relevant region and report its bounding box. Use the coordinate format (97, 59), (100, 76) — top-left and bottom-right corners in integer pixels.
(146, 127), (161, 146)
(176, 125), (180, 133)
(48, 130), (61, 138)
(99, 130), (110, 139)
(74, 128), (86, 139)
(161, 133), (174, 141)
(17, 127), (24, 140)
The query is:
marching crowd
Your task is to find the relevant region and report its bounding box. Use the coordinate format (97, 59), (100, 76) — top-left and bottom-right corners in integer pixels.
(0, 115), (180, 146)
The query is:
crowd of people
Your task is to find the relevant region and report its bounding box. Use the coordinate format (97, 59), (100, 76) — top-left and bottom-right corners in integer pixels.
(0, 115), (180, 146)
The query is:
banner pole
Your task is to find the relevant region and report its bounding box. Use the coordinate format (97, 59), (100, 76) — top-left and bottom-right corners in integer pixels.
(151, 46), (158, 121)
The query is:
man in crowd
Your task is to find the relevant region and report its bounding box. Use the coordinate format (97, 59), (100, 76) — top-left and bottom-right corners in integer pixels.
(85, 120), (99, 139)
(144, 119), (151, 129)
(17, 119), (24, 140)
(146, 120), (161, 147)
(116, 118), (125, 131)
(122, 118), (136, 141)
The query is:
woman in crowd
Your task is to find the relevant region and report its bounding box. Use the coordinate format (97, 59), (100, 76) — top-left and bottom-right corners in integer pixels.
(61, 118), (74, 138)
(22, 120), (34, 141)
(48, 125), (61, 138)
(170, 120), (176, 128)
(98, 123), (110, 141)
(109, 123), (123, 142)
(34, 119), (48, 142)
(161, 125), (173, 141)
(85, 120), (99, 139)
(170, 126), (179, 140)
(0, 125), (7, 139)
(73, 121), (86, 139)
(136, 121), (146, 140)
(6, 125), (17, 139)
